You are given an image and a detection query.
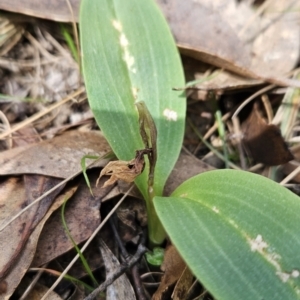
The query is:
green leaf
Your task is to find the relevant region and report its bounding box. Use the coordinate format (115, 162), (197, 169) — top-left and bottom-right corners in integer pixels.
(80, 0), (185, 199)
(154, 170), (300, 300)
(145, 247), (165, 266)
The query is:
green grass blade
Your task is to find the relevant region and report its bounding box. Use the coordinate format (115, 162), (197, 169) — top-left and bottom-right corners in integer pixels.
(80, 152), (115, 195)
(60, 24), (80, 63)
(80, 155), (100, 196)
(61, 199), (98, 286)
(31, 267), (95, 291)
(154, 170), (300, 300)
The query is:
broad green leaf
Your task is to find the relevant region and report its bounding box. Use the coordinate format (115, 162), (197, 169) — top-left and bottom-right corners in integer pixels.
(154, 170), (300, 300)
(80, 0), (185, 199)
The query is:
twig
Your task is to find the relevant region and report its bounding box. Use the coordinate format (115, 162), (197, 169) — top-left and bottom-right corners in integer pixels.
(131, 263), (147, 300)
(109, 213), (129, 260)
(84, 242), (147, 300)
(130, 233), (147, 300)
(19, 264), (47, 300)
(109, 216), (147, 300)
(280, 165), (300, 185)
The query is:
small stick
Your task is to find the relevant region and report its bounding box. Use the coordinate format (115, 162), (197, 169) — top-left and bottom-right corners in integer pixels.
(109, 216), (147, 300)
(84, 242), (147, 300)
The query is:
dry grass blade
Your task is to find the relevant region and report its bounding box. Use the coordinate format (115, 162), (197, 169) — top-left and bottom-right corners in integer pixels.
(0, 87), (85, 140)
(232, 85), (276, 119)
(0, 15), (24, 56)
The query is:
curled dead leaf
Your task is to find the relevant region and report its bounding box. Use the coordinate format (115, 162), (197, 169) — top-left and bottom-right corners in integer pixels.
(97, 150), (148, 187)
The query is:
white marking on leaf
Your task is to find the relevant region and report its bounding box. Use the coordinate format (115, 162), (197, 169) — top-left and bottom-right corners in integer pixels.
(163, 108), (178, 121)
(292, 270), (300, 278)
(120, 33), (129, 47)
(112, 20), (122, 32)
(132, 87), (138, 100)
(212, 206), (219, 213)
(250, 234), (268, 252)
(277, 272), (290, 283)
(123, 51), (136, 73)
(112, 19), (136, 73)
(229, 219), (238, 228)
(276, 269), (300, 283)
(247, 234), (298, 284)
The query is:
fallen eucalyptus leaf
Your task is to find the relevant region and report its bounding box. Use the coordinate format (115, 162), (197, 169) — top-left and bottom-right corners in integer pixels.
(1, 0), (299, 88)
(164, 152), (213, 196)
(0, 130), (111, 178)
(158, 0), (300, 88)
(1, 184), (76, 299)
(32, 173), (113, 267)
(0, 175), (65, 282)
(0, 0), (80, 22)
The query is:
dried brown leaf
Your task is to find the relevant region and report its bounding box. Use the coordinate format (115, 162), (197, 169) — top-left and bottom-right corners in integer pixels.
(164, 152), (213, 196)
(2, 0), (299, 88)
(158, 0), (251, 69)
(0, 0), (80, 22)
(98, 151), (145, 187)
(247, 0), (300, 76)
(188, 66), (261, 92)
(158, 0), (300, 89)
(152, 245), (186, 300)
(172, 266), (194, 300)
(32, 173), (115, 267)
(1, 183), (76, 299)
(0, 130), (111, 178)
(241, 103), (294, 165)
(0, 175), (64, 282)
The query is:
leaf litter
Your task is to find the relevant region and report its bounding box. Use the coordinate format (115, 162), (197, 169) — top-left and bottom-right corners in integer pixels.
(1, 183), (77, 299)
(152, 245), (184, 299)
(0, 130), (111, 177)
(31, 173), (115, 267)
(0, 0), (299, 299)
(98, 240), (136, 300)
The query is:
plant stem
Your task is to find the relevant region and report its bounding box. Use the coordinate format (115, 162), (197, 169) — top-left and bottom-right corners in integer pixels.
(136, 101), (166, 247)
(146, 186), (166, 247)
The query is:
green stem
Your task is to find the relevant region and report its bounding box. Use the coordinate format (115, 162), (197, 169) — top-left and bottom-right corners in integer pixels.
(136, 101), (166, 247)
(146, 187), (166, 247)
